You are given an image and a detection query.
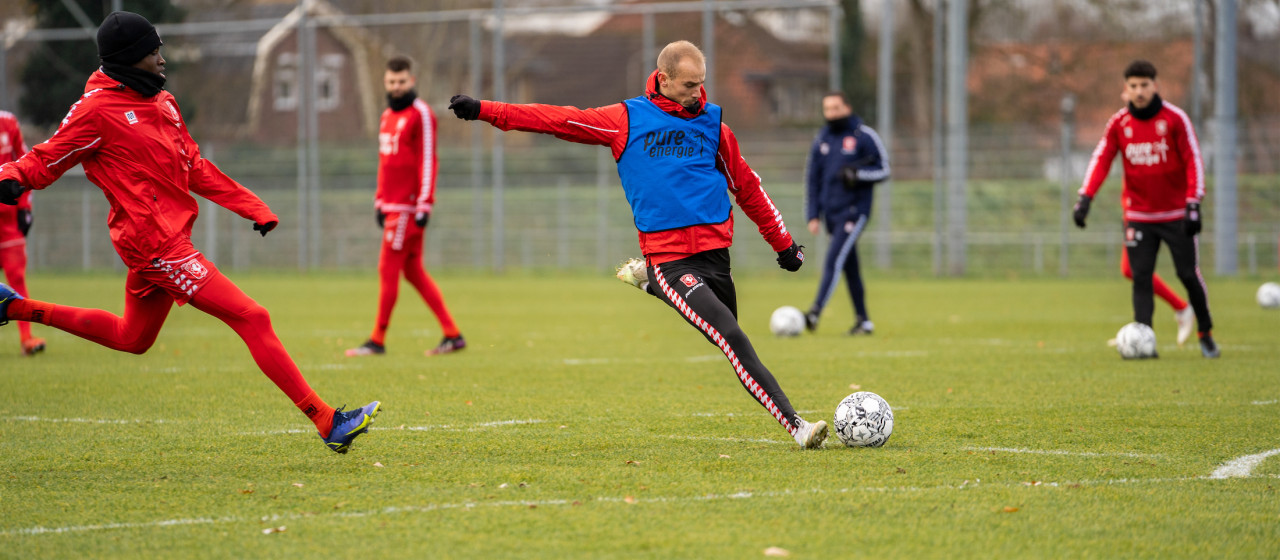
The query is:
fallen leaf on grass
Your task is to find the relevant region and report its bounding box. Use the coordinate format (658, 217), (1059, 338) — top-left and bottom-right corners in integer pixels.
(848, 384), (861, 390)
(292, 483), (304, 488)
(624, 496), (637, 504)
(719, 454), (731, 459)
(571, 500), (582, 506)
(625, 460), (641, 466)
(1002, 506), (1020, 513)
(764, 547), (791, 557)
(528, 504), (537, 509)
(239, 489), (254, 494)
(373, 462), (384, 468)
(262, 526), (287, 534)
(895, 467), (907, 474)
(333, 502), (346, 509)
(499, 483), (510, 489)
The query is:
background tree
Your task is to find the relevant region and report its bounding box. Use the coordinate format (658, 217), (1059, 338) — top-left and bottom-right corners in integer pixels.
(840, 0), (875, 119)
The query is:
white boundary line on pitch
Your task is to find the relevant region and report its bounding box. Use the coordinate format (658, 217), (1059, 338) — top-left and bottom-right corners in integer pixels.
(1252, 399), (1278, 405)
(1209, 448), (1280, 479)
(962, 446), (1164, 459)
(2, 416), (170, 425)
(9, 473), (1275, 538)
(239, 419), (546, 436)
(662, 434), (791, 445)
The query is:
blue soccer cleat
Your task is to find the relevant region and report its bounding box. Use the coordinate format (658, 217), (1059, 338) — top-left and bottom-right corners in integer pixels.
(321, 401), (381, 454)
(0, 282), (23, 326)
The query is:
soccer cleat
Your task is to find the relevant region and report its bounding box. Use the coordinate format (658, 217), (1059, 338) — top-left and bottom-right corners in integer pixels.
(21, 337), (46, 357)
(321, 401), (381, 454)
(1199, 335), (1220, 359)
(615, 257), (649, 292)
(1174, 306), (1194, 347)
(793, 418), (828, 449)
(848, 320), (874, 336)
(804, 311), (819, 333)
(426, 335), (466, 356)
(0, 282), (22, 326)
(344, 339), (385, 357)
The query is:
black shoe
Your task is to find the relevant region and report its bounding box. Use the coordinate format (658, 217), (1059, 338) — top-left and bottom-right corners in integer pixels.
(1199, 335), (1220, 359)
(426, 335), (466, 356)
(804, 311), (819, 332)
(345, 339), (385, 357)
(848, 319), (874, 336)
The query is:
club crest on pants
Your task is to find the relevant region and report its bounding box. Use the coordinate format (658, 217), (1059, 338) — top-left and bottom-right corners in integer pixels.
(680, 274), (698, 288)
(181, 259), (208, 279)
(1124, 227), (1142, 247)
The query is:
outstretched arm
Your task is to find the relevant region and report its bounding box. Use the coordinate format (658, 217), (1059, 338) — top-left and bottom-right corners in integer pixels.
(451, 95), (629, 158)
(0, 97), (102, 193)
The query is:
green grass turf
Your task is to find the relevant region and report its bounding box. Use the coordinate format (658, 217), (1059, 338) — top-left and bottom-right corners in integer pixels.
(1, 272), (1278, 558)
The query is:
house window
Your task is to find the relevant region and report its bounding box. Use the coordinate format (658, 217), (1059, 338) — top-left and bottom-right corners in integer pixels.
(273, 52), (298, 111)
(315, 54), (345, 112)
(273, 52), (343, 112)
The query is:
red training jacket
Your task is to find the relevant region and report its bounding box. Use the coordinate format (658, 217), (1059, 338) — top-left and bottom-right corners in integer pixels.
(1078, 99), (1205, 223)
(477, 70), (792, 264)
(0, 110), (31, 211)
(376, 97), (437, 215)
(0, 70), (278, 270)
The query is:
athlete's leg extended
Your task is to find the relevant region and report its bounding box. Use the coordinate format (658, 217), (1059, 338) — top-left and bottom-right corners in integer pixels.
(403, 233), (460, 338)
(1163, 224), (1213, 334)
(370, 217), (411, 345)
(842, 227), (869, 322)
(651, 256), (802, 437)
(1126, 223), (1161, 327)
(809, 214), (867, 320)
(4, 271), (173, 354)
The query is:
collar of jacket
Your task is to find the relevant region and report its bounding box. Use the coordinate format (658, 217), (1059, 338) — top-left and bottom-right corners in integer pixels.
(387, 90), (418, 112)
(643, 69), (707, 119)
(1128, 93), (1164, 121)
(99, 63), (166, 98)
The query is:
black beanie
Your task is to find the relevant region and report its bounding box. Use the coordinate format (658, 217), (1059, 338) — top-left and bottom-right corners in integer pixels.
(97, 11), (163, 65)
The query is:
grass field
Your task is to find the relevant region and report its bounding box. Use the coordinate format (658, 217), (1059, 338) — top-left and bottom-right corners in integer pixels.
(2, 271), (1278, 558)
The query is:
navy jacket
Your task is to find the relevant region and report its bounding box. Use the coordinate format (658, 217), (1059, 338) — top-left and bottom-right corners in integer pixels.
(804, 115), (890, 223)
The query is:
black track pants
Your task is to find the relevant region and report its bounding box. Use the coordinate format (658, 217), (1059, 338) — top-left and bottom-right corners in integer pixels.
(647, 249), (801, 435)
(1125, 220), (1213, 333)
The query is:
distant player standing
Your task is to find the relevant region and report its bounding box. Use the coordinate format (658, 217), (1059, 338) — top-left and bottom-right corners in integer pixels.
(801, 92), (889, 335)
(1073, 60), (1218, 357)
(0, 11), (380, 452)
(448, 40), (829, 448)
(0, 110), (45, 356)
(346, 56), (464, 357)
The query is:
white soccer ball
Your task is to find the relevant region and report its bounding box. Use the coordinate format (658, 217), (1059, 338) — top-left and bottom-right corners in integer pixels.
(1257, 282), (1280, 309)
(769, 306), (805, 337)
(833, 391), (894, 448)
(1115, 322), (1158, 359)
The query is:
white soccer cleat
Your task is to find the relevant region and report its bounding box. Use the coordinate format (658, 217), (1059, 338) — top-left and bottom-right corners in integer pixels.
(793, 418), (828, 449)
(615, 257), (649, 292)
(1174, 306), (1194, 347)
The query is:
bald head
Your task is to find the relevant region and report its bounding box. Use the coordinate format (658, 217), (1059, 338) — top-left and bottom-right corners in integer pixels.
(655, 40), (706, 109)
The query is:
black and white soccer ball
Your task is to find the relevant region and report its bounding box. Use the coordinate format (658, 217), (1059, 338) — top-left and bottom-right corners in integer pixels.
(833, 391), (894, 447)
(1257, 282), (1280, 309)
(1115, 322), (1157, 359)
(769, 306), (805, 337)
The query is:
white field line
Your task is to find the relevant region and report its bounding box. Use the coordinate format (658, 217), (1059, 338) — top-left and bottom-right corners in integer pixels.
(1209, 448), (1280, 479)
(8, 474), (1271, 538)
(963, 446), (1164, 459)
(239, 419), (545, 436)
(3, 416), (170, 425)
(1252, 399), (1278, 405)
(662, 434), (791, 445)
(688, 409), (823, 417)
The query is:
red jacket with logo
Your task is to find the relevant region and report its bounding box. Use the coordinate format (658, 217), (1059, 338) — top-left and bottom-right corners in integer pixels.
(1078, 99), (1205, 223)
(477, 70), (793, 265)
(0, 70), (278, 270)
(376, 97), (437, 215)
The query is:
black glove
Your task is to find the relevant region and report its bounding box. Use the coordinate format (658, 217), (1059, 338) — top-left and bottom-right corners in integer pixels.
(840, 165), (859, 189)
(415, 212), (430, 228)
(448, 95), (481, 120)
(1184, 202), (1202, 236)
(253, 220), (278, 237)
(0, 179), (25, 206)
(17, 209), (32, 237)
(1072, 194), (1092, 229)
(776, 242), (805, 272)
(376, 209), (385, 228)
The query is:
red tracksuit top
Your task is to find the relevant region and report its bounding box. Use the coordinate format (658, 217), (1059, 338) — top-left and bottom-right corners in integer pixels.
(0, 111), (31, 212)
(0, 70), (278, 270)
(478, 70), (793, 265)
(1078, 98), (1205, 223)
(376, 97), (436, 215)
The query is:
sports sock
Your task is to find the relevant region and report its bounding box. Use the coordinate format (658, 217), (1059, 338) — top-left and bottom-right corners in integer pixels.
(404, 261), (459, 338)
(1199, 330), (1211, 339)
(4, 298), (54, 325)
(294, 390), (336, 437)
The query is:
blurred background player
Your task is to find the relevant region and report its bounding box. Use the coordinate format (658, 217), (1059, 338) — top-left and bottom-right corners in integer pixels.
(1073, 59), (1218, 358)
(1117, 181), (1194, 348)
(448, 40), (828, 449)
(0, 11), (379, 453)
(346, 56), (464, 358)
(0, 109), (45, 356)
(802, 91), (889, 336)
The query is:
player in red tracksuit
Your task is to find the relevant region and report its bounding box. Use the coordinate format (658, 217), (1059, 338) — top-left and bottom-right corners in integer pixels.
(0, 110), (46, 356)
(0, 11), (380, 453)
(346, 56), (463, 358)
(1073, 60), (1218, 358)
(448, 40), (829, 448)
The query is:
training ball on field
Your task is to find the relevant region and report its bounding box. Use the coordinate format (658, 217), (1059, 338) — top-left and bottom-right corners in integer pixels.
(1257, 282), (1280, 309)
(833, 391), (894, 447)
(1115, 322), (1157, 359)
(769, 306), (805, 337)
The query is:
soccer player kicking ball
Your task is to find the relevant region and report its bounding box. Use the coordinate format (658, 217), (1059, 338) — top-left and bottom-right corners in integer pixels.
(1074, 60), (1218, 358)
(0, 12), (379, 453)
(346, 56), (464, 358)
(0, 110), (45, 356)
(449, 40), (828, 448)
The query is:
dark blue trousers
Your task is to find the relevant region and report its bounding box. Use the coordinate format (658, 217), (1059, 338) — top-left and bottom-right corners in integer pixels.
(809, 211), (870, 322)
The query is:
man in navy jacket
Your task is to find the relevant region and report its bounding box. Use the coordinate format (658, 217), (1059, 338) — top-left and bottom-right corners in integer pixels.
(803, 92), (890, 335)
